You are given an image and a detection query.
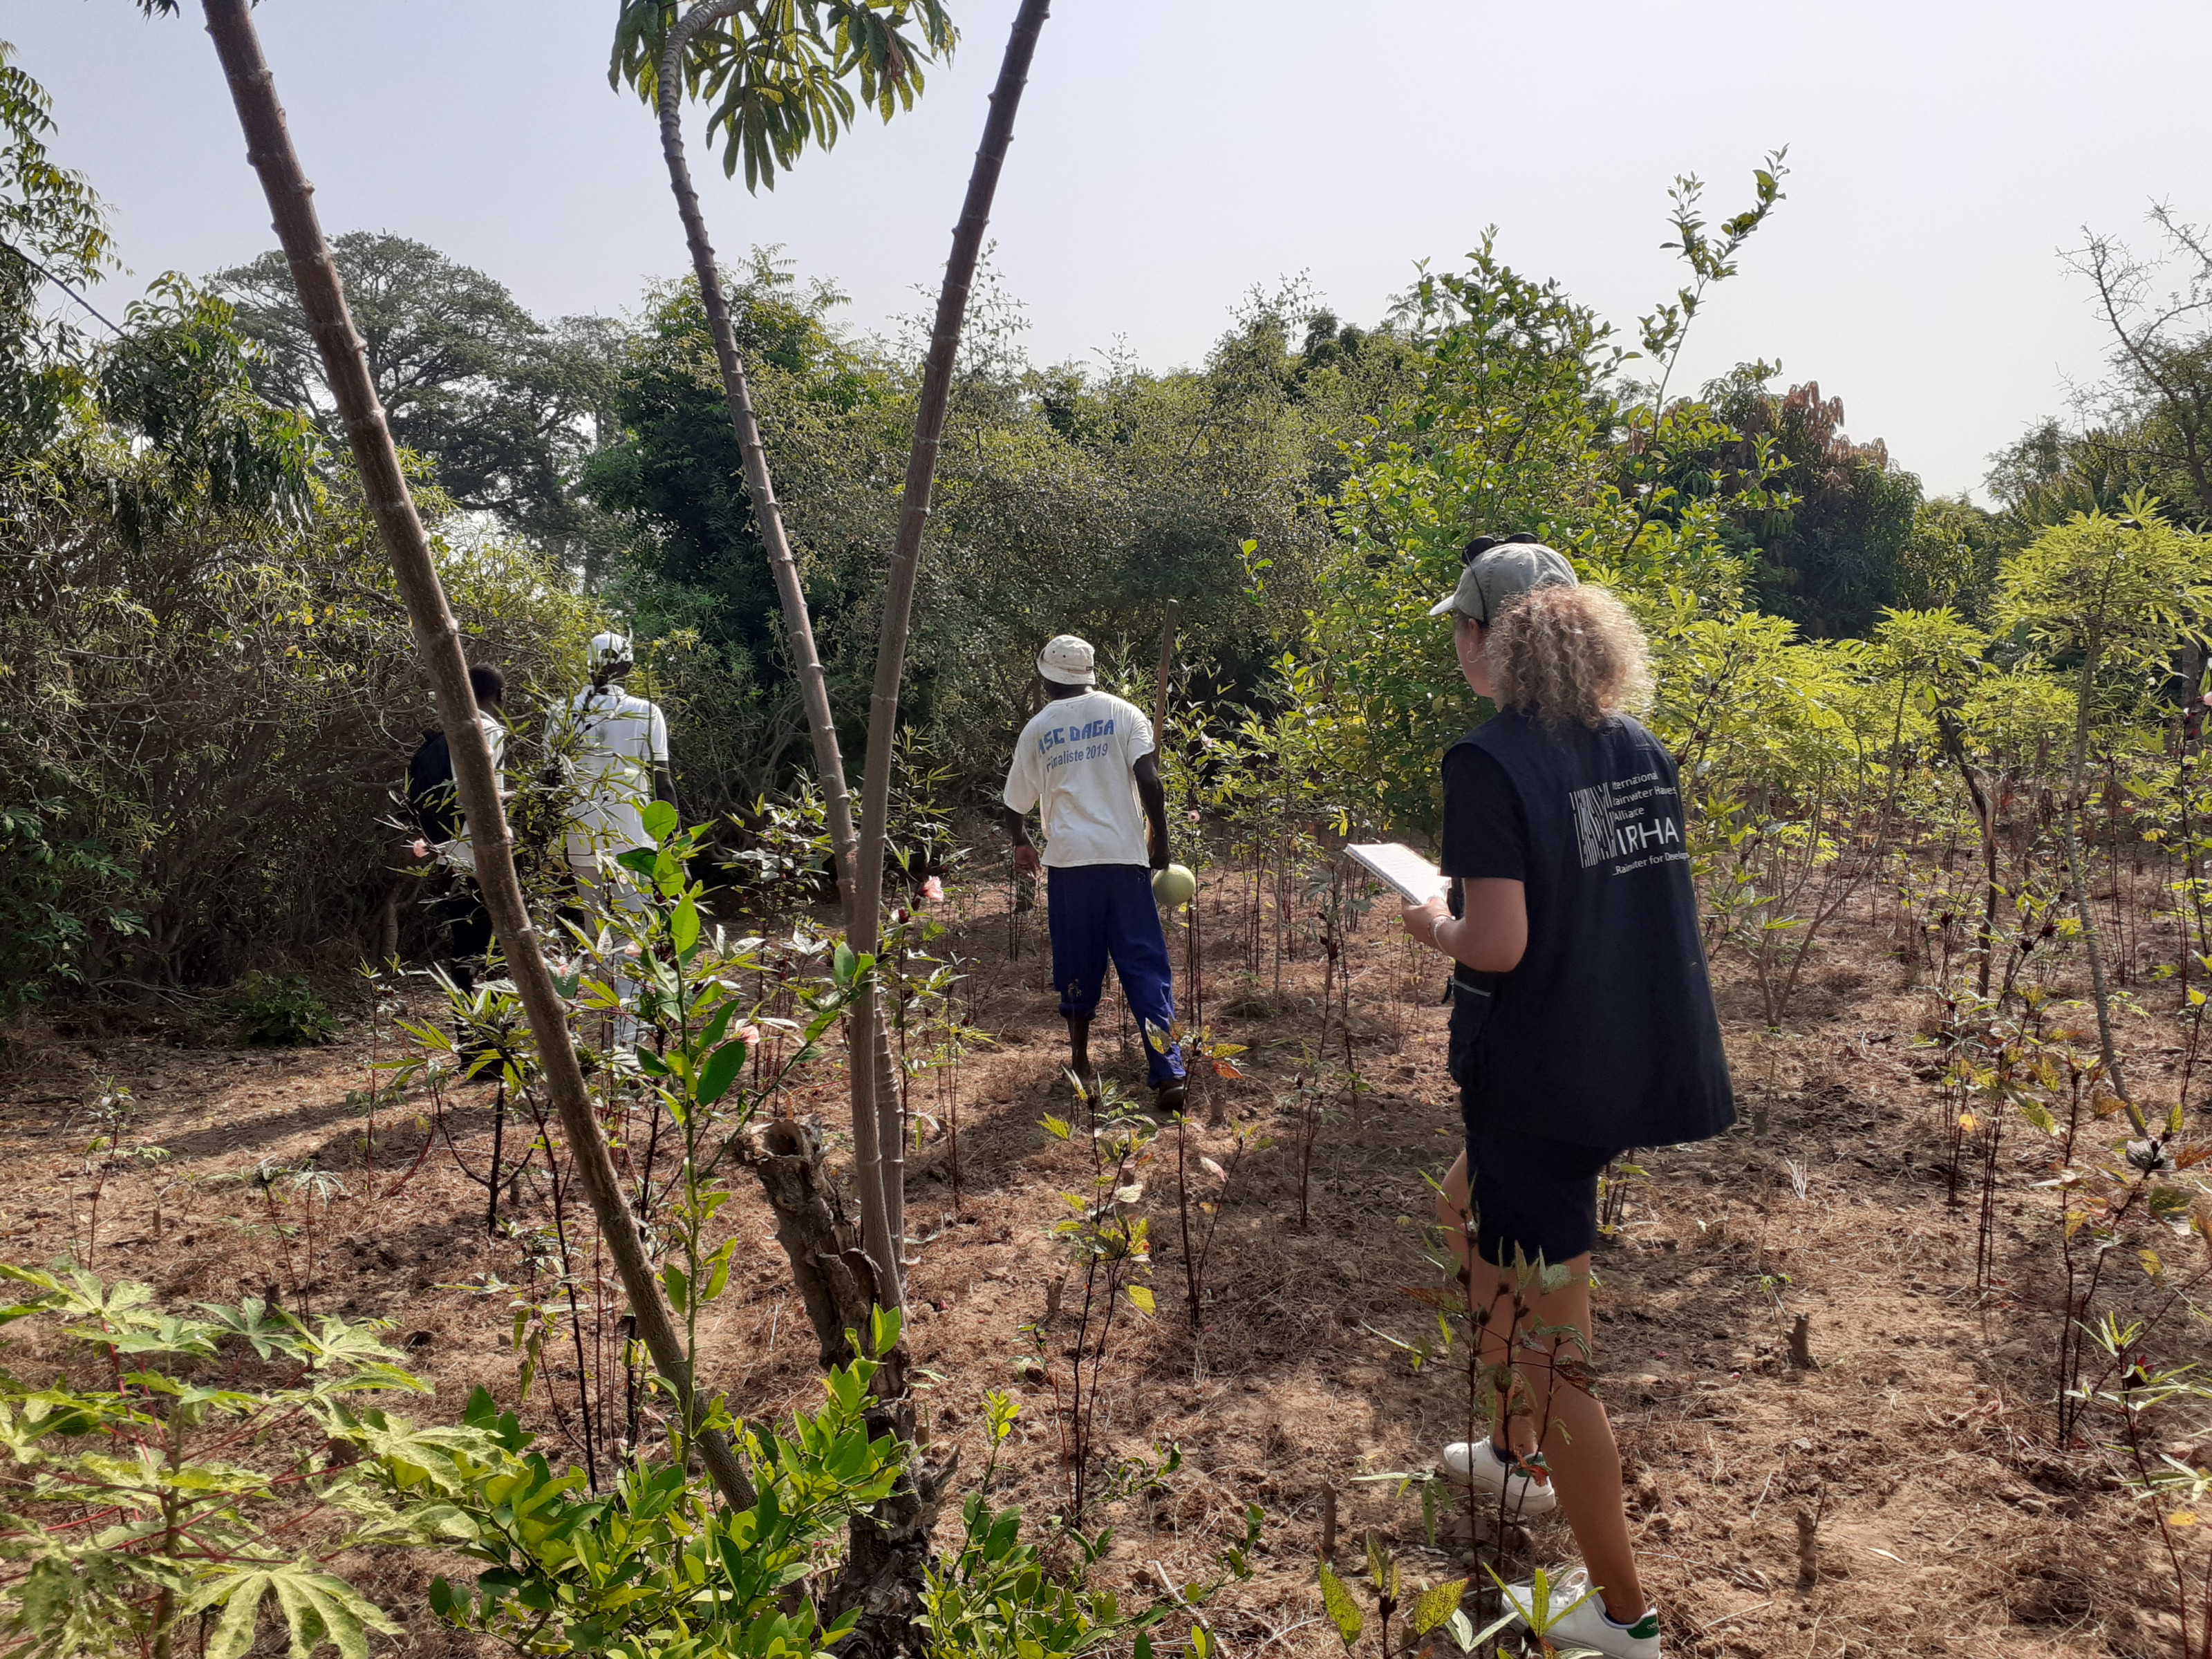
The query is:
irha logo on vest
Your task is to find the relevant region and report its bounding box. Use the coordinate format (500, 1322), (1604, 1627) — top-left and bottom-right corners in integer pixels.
(1568, 773), (1684, 872)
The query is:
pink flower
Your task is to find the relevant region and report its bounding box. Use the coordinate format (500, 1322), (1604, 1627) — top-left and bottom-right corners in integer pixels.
(623, 942), (643, 958)
(731, 1023), (762, 1047)
(921, 876), (945, 903)
(411, 838), (431, 859)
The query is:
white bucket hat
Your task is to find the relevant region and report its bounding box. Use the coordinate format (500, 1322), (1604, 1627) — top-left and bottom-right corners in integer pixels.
(1038, 634), (1096, 686)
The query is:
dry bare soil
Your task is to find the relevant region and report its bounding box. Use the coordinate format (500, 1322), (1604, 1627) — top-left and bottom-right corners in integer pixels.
(0, 870), (2183, 1659)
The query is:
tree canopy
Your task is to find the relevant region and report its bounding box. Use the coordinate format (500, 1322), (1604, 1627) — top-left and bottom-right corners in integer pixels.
(218, 233), (623, 553)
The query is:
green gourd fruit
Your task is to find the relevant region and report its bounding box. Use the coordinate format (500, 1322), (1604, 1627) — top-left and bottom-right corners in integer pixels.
(1152, 863), (1197, 909)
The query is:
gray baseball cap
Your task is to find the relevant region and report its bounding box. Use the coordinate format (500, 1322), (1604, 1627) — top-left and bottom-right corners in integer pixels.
(1427, 535), (1579, 623)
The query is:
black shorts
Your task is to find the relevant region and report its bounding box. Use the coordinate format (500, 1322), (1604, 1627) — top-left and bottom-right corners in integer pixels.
(1467, 1132), (1621, 1270)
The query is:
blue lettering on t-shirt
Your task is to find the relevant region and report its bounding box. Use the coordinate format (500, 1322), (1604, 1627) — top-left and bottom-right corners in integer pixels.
(1037, 714), (1116, 758)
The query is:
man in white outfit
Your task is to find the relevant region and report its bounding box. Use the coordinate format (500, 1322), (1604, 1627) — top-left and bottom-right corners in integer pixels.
(1002, 633), (1186, 1112)
(564, 632), (677, 903)
(562, 633), (675, 1047)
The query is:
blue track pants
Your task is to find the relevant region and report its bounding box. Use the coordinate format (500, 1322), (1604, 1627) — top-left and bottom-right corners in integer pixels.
(1047, 863), (1185, 1086)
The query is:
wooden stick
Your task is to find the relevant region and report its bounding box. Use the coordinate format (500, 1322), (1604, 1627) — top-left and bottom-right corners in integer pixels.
(197, 0), (753, 1511)
(1154, 599), (1179, 741)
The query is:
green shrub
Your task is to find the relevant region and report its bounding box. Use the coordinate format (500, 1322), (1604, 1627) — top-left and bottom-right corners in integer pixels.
(395, 1324), (907, 1659)
(921, 1488), (1145, 1659)
(228, 969), (336, 1045)
(0, 1267), (449, 1659)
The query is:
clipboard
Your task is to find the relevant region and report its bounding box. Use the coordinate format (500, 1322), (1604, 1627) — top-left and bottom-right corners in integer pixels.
(1344, 843), (1447, 904)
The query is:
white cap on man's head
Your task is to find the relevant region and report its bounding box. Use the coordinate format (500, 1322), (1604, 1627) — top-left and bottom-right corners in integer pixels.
(1038, 635), (1096, 686)
(587, 632), (633, 672)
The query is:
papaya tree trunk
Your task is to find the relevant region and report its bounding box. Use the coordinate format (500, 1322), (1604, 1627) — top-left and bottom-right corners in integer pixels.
(652, 3), (903, 1304)
(850, 0), (1054, 1264)
(197, 0), (756, 1510)
(814, 17), (1056, 1648)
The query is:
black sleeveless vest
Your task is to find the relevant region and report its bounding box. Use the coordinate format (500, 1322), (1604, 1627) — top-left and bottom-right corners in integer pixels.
(1440, 709), (1734, 1148)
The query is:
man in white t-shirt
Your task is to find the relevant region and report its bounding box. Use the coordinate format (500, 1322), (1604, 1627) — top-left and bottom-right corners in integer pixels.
(563, 632), (676, 908)
(1002, 634), (1186, 1109)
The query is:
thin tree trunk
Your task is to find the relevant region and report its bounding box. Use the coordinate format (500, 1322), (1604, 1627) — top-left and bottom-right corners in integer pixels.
(198, 0), (755, 1510)
(1938, 711), (2002, 998)
(1154, 599), (1179, 738)
(653, 2), (897, 1296)
(2063, 632), (2135, 1115)
(849, 0), (1054, 1271)
(1967, 763), (2001, 1000)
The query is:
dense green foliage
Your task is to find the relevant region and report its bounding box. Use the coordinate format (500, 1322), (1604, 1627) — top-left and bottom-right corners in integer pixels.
(227, 968), (338, 1046)
(0, 48), (605, 1002)
(567, 257), (1387, 821)
(1, 313), (599, 997)
(5, 33), (2209, 1019)
(409, 1349), (904, 1659)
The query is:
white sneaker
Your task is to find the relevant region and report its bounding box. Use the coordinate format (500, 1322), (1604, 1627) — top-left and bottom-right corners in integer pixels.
(1496, 1568), (1660, 1658)
(1441, 1438), (1559, 1516)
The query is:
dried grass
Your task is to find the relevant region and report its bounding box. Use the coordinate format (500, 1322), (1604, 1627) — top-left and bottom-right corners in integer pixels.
(0, 868), (2175, 1659)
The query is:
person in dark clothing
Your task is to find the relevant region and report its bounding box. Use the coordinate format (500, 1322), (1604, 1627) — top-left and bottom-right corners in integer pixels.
(1400, 538), (1732, 1659)
(407, 663), (507, 992)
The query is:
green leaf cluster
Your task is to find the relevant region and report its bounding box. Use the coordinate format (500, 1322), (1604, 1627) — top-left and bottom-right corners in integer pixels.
(404, 1358), (902, 1659)
(917, 1489), (1157, 1659)
(227, 969), (338, 1047)
(0, 1267), (446, 1659)
(612, 1), (957, 194)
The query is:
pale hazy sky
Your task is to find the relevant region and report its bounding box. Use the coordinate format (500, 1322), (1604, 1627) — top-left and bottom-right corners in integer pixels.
(12, 0), (2212, 499)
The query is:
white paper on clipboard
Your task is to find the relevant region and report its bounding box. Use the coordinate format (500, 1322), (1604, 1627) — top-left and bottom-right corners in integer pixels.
(1344, 843), (1447, 904)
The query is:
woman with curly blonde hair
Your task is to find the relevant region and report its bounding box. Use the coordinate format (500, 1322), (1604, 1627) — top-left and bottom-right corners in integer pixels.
(1400, 536), (1732, 1659)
